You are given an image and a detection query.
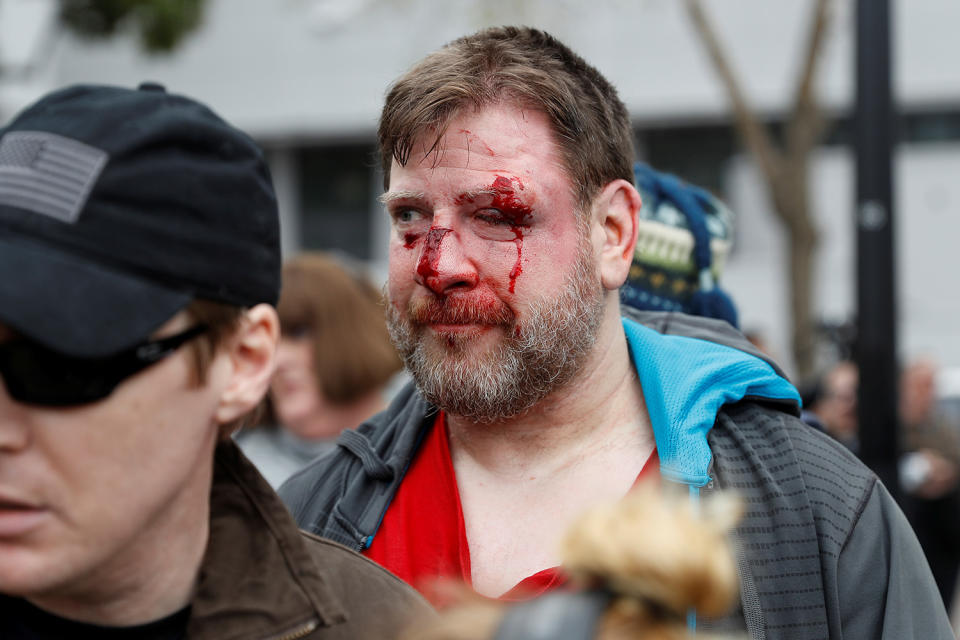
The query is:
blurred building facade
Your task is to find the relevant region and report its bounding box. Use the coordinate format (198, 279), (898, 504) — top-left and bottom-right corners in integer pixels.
(2, 0), (959, 376)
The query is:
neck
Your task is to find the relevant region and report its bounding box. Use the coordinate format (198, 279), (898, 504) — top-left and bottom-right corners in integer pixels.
(447, 310), (652, 478)
(286, 389), (386, 441)
(27, 445), (216, 626)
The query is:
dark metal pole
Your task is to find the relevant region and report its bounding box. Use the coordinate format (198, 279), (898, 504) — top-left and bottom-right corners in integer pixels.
(855, 0), (899, 498)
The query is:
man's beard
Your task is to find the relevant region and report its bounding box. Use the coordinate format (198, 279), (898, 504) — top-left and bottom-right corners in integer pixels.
(386, 240), (605, 423)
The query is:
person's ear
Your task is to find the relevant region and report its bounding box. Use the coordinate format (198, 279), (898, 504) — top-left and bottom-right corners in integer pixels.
(591, 179), (641, 290)
(214, 304), (280, 425)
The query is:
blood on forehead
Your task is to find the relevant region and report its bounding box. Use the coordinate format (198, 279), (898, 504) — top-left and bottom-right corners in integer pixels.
(457, 128), (496, 156)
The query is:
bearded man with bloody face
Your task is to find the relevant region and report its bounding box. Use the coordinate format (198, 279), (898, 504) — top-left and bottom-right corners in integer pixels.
(384, 186), (604, 424)
(281, 27), (952, 640)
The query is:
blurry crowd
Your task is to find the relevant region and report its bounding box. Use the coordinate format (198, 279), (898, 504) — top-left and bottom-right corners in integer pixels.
(236, 253), (404, 488)
(800, 356), (960, 609)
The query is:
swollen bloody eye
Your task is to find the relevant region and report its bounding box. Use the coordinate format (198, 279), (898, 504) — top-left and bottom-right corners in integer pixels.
(476, 210), (512, 226)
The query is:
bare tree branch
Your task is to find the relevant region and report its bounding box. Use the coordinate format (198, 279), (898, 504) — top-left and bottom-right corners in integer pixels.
(684, 0), (783, 187)
(684, 0), (831, 378)
(786, 0), (832, 156)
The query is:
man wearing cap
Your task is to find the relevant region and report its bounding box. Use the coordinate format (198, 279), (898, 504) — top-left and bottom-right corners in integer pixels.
(0, 83), (429, 638)
(280, 26), (953, 639)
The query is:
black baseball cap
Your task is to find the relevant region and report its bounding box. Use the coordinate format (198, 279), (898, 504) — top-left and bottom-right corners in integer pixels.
(0, 83), (280, 357)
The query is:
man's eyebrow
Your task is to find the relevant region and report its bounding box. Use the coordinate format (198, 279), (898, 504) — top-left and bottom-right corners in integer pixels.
(456, 188), (500, 202)
(378, 190), (425, 204)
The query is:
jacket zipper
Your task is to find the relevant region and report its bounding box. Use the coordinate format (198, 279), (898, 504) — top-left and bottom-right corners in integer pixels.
(700, 466), (763, 639)
(265, 618), (319, 640)
(685, 474), (715, 634)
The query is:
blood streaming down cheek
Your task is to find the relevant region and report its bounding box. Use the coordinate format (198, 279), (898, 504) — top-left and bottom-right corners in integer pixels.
(488, 176), (533, 294)
(402, 175), (535, 293)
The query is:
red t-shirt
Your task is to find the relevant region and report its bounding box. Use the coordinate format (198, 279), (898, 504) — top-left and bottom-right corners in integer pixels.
(364, 412), (660, 604)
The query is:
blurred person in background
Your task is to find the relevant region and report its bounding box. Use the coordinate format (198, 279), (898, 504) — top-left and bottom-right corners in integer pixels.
(0, 84), (428, 638)
(281, 26), (952, 639)
(899, 358), (960, 608)
(805, 360), (860, 452)
(796, 378), (826, 433)
(619, 163), (737, 330)
(237, 252), (403, 487)
(403, 487), (742, 640)
(807, 356), (960, 609)
(743, 330), (774, 360)
(620, 164), (822, 440)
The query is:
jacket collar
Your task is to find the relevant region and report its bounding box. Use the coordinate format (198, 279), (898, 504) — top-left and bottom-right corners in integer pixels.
(187, 440), (347, 639)
(622, 316), (800, 487)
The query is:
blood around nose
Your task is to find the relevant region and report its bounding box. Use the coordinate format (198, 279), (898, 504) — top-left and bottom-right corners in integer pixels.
(416, 227), (452, 281)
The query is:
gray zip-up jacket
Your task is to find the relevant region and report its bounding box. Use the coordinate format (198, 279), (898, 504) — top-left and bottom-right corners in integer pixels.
(280, 309), (952, 639)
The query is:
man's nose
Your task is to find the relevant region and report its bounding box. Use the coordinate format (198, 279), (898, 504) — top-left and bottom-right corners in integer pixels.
(414, 226), (479, 295)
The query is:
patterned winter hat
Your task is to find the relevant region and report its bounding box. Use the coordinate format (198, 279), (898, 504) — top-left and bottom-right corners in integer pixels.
(620, 163), (738, 327)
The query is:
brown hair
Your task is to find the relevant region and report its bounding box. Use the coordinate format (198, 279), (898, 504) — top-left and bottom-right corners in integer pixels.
(378, 26), (635, 211)
(185, 299), (247, 386)
(277, 253), (402, 405)
(183, 299), (260, 437)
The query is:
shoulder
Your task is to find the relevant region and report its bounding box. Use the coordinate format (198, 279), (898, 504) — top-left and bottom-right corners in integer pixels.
(710, 402), (882, 636)
(719, 401), (869, 474)
(296, 532), (435, 638)
(299, 531), (433, 622)
(622, 309), (785, 375)
(715, 402), (876, 546)
(278, 442), (351, 526)
(279, 384), (436, 535)
(720, 402), (874, 483)
(782, 410), (876, 550)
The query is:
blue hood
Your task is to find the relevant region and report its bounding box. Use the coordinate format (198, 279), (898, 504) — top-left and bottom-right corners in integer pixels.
(623, 317), (800, 487)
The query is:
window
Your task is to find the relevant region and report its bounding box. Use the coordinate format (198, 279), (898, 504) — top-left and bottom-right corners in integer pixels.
(298, 144), (377, 260)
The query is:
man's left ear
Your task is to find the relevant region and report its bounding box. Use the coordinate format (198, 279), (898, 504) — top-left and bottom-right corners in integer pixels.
(592, 178), (640, 290)
(214, 304), (280, 425)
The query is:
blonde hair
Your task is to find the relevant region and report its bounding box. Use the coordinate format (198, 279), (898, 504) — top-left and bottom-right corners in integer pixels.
(405, 485), (742, 640)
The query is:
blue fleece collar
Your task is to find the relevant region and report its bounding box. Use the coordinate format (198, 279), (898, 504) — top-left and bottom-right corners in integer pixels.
(622, 317), (800, 487)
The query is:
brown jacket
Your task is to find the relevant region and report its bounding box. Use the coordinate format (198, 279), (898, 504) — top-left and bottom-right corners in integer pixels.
(187, 441), (432, 639)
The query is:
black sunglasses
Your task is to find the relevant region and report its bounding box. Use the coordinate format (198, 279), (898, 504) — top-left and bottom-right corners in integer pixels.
(0, 324), (208, 407)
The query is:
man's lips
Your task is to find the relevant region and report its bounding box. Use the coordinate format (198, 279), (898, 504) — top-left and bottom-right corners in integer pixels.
(409, 294), (514, 327)
(0, 492), (49, 537)
(426, 322), (494, 334)
(0, 491), (42, 510)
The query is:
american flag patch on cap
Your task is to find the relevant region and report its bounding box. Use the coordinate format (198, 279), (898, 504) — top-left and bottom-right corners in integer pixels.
(0, 131), (108, 224)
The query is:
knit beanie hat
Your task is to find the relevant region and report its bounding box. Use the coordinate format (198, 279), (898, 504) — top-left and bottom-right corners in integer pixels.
(620, 163), (738, 327)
